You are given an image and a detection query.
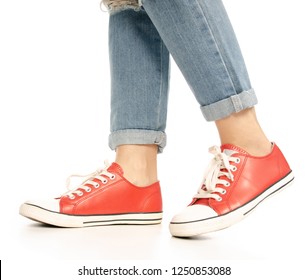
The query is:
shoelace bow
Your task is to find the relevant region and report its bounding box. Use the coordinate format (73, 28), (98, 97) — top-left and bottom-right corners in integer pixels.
(64, 161), (115, 199)
(194, 146), (240, 201)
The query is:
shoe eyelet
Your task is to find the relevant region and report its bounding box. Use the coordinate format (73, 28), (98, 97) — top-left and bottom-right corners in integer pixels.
(225, 182), (231, 187)
(94, 183), (100, 188)
(110, 175), (116, 180)
(69, 195), (75, 200)
(102, 179), (108, 184)
(235, 158), (241, 164)
(86, 187), (92, 192)
(231, 166), (237, 172)
(77, 191), (84, 196)
(221, 189), (227, 195)
(217, 197), (222, 202)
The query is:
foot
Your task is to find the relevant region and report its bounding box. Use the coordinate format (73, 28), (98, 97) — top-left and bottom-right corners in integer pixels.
(19, 162), (163, 227)
(169, 143), (294, 237)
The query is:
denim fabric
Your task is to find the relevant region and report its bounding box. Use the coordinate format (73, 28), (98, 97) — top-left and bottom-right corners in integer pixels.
(108, 0), (257, 152)
(108, 9), (170, 152)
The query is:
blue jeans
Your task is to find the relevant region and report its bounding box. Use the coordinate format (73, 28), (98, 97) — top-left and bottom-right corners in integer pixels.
(108, 0), (257, 153)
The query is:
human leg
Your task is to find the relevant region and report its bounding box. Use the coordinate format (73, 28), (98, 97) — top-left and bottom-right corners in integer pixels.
(19, 8), (169, 226)
(141, 0), (271, 155)
(142, 0), (257, 121)
(141, 0), (269, 152)
(108, 8), (170, 186)
(137, 0), (293, 236)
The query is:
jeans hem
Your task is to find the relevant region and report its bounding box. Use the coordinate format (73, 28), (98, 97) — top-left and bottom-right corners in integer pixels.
(201, 89), (258, 121)
(109, 129), (166, 153)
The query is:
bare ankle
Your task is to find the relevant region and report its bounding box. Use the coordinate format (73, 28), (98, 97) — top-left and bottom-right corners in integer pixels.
(115, 144), (158, 186)
(215, 108), (272, 156)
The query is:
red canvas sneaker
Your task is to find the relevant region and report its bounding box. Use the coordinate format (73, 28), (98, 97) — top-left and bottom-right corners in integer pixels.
(169, 143), (294, 237)
(19, 162), (163, 227)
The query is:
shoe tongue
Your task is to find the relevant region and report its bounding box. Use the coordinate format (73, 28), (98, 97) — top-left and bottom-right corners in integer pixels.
(221, 144), (249, 156)
(107, 162), (124, 175)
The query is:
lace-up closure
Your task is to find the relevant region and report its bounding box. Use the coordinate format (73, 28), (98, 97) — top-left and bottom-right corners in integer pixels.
(65, 161), (116, 200)
(19, 162), (163, 227)
(194, 146), (240, 202)
(169, 143), (294, 237)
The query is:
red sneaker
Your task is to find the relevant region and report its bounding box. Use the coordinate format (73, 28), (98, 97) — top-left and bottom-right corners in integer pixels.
(19, 162), (163, 227)
(169, 143), (294, 237)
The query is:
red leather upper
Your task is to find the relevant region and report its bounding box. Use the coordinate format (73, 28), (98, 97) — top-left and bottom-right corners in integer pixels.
(192, 143), (291, 215)
(59, 163), (162, 215)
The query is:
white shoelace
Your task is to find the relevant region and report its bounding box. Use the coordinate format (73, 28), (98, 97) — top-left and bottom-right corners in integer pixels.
(194, 146), (240, 201)
(64, 161), (115, 199)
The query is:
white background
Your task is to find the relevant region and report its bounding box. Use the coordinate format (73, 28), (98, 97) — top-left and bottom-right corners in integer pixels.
(1, 0), (306, 279)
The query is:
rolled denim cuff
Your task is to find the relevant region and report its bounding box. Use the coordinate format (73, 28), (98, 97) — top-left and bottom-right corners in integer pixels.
(201, 89), (258, 121)
(109, 129), (167, 153)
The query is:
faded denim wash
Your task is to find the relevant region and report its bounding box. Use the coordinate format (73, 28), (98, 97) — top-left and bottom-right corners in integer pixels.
(108, 0), (257, 152)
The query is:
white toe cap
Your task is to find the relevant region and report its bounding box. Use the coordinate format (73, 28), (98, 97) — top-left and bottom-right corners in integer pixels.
(24, 198), (61, 212)
(171, 204), (217, 223)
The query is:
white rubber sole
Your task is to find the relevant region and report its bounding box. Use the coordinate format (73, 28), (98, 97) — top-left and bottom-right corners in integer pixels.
(169, 171), (294, 237)
(19, 204), (163, 227)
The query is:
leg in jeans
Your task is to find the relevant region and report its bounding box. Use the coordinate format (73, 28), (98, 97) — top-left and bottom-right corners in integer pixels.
(138, 0), (293, 236)
(18, 9), (169, 226)
(108, 9), (170, 186)
(110, 0), (268, 187)
(141, 0), (270, 155)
